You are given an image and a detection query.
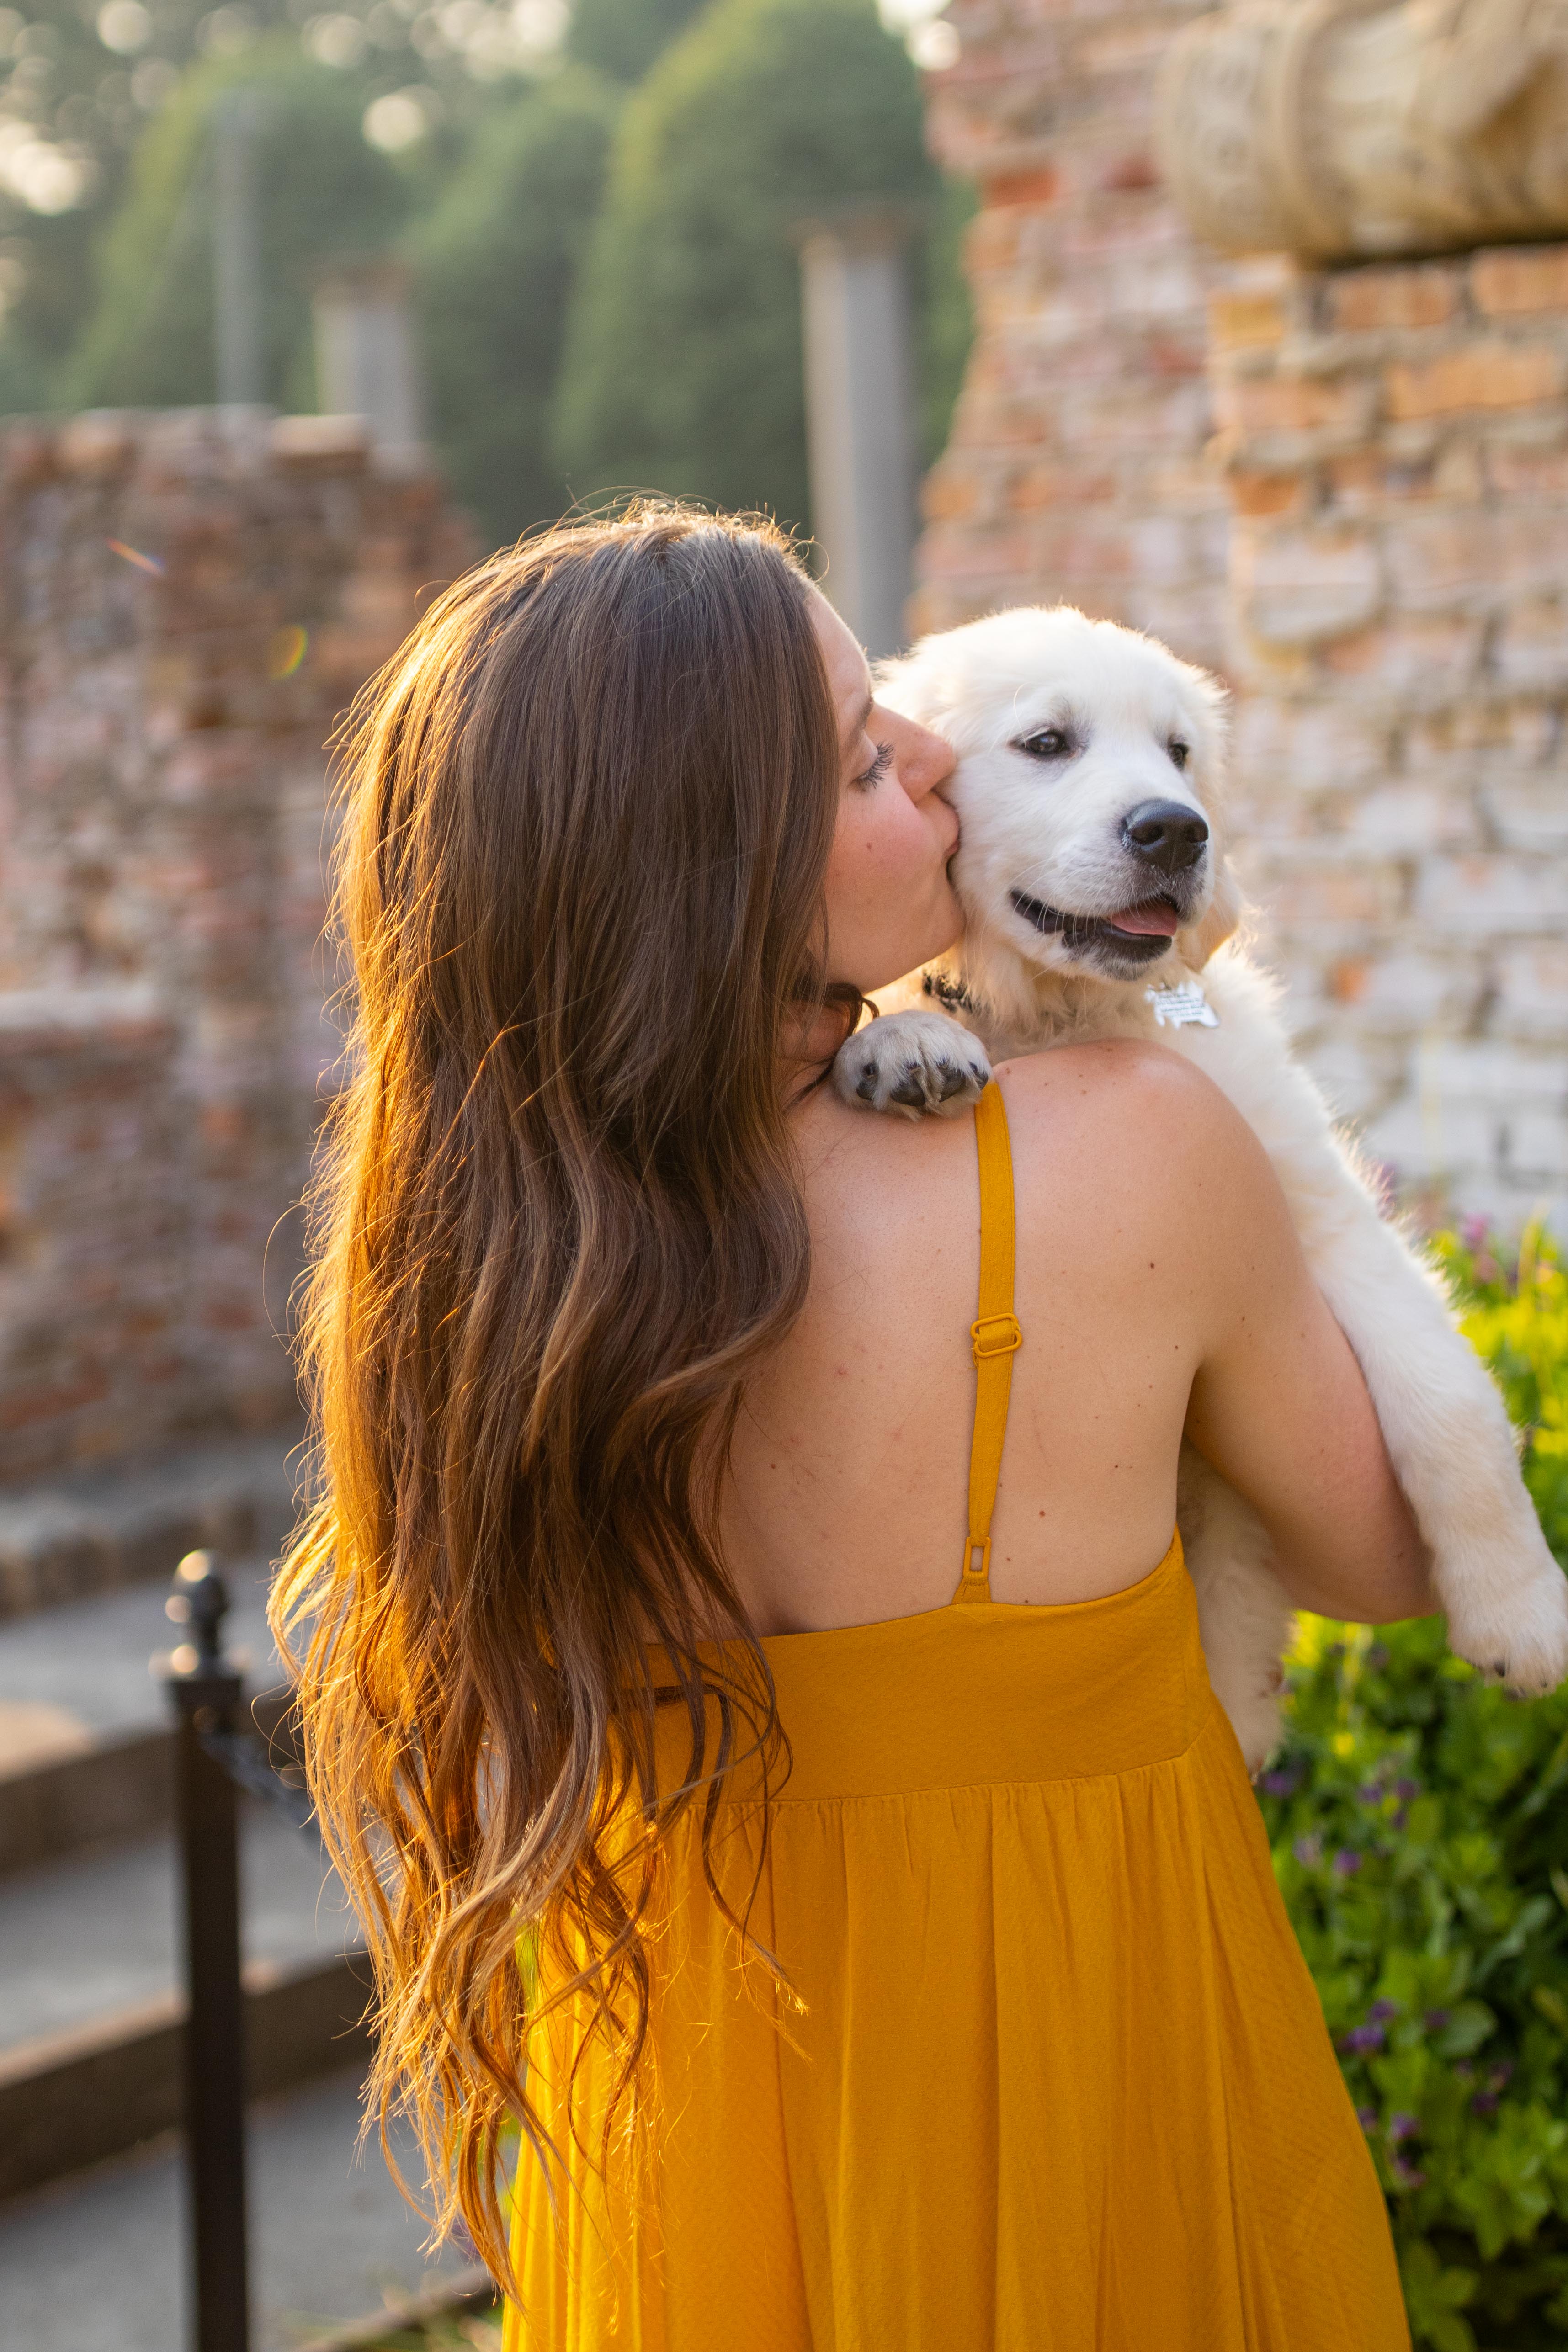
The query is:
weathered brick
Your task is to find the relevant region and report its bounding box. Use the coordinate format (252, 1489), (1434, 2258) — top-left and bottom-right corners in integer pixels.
(1493, 598), (1568, 696)
(983, 166), (1060, 209)
(1472, 246), (1568, 317)
(1208, 290), (1288, 352)
(1494, 943), (1568, 1045)
(1391, 509), (1563, 612)
(1327, 264), (1461, 335)
(1482, 779), (1568, 855)
(0, 409), (474, 1480)
(1415, 855), (1568, 937)
(1233, 521), (1382, 647)
(1503, 1110), (1568, 1185)
(1229, 469), (1307, 518)
(1218, 372), (1372, 446)
(920, 468), (980, 522)
(1384, 342), (1565, 421)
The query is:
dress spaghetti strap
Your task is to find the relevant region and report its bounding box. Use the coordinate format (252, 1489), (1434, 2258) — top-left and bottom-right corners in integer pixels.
(953, 1079), (1021, 1604)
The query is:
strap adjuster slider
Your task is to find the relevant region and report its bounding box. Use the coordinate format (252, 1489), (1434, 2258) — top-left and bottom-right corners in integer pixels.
(971, 1312), (1022, 1362)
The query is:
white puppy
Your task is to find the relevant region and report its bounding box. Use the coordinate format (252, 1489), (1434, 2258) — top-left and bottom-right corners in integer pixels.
(835, 605), (1568, 1770)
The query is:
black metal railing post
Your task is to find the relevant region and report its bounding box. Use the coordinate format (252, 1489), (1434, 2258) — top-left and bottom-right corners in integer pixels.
(160, 1549), (251, 2352)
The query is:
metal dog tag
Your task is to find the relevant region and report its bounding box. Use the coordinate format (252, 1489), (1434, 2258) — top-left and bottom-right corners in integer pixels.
(1146, 980), (1219, 1029)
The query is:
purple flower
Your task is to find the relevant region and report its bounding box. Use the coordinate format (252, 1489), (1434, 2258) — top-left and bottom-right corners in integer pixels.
(1334, 1849), (1363, 1877)
(1260, 1767), (1301, 1797)
(1357, 2106), (1378, 2131)
(1341, 2023), (1387, 2055)
(1472, 2091), (1499, 2118)
(1294, 1835), (1322, 1867)
(1391, 2160), (1427, 2191)
(1487, 2063), (1514, 2091)
(1366, 1644), (1389, 1669)
(1367, 1999), (1401, 2023)
(1390, 2113), (1420, 2143)
(1396, 1777), (1420, 1801)
(1357, 1781), (1385, 1804)
(1391, 1808), (1409, 1832)
(1424, 2009), (1451, 2033)
(1462, 1214), (1489, 1251)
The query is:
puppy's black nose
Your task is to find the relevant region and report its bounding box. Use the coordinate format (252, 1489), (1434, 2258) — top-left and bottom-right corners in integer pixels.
(1122, 800), (1209, 875)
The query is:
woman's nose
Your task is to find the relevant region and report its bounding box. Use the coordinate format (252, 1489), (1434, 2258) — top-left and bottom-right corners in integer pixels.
(898, 717), (956, 800)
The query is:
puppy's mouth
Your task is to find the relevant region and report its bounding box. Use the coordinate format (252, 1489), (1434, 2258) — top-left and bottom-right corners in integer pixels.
(1009, 891), (1183, 965)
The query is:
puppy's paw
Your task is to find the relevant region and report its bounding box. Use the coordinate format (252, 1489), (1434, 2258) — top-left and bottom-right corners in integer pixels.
(832, 1010), (992, 1121)
(1442, 1541), (1568, 1695)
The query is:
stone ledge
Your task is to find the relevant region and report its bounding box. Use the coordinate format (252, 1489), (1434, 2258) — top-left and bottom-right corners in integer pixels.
(0, 1433), (304, 1621)
(0, 1948), (371, 2199)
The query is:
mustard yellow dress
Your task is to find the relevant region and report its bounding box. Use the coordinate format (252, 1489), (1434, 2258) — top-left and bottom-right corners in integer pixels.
(505, 1085), (1409, 2351)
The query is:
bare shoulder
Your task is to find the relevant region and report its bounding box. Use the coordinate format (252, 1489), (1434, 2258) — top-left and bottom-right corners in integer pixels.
(994, 1035), (1243, 1148)
(793, 1064), (978, 1198)
(993, 1038), (1287, 1253)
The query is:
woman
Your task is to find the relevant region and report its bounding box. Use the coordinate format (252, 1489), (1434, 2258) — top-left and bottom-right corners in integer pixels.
(274, 506), (1422, 2349)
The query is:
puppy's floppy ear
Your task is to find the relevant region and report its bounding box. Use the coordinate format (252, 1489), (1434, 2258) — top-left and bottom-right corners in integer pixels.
(1182, 854), (1242, 969)
(1173, 660), (1238, 969)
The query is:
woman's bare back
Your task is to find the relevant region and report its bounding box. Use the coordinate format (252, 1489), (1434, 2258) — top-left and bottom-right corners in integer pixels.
(721, 1037), (1428, 1637)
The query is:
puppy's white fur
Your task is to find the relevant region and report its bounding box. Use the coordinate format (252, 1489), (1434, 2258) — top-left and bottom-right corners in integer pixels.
(837, 606), (1568, 1770)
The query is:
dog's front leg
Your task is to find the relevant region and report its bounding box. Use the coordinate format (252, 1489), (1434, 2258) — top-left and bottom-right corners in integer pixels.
(1179, 949), (1568, 1692)
(1179, 1445), (1295, 1773)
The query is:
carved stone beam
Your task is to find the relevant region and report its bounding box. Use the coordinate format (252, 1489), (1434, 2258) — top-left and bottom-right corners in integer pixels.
(1155, 0), (1568, 261)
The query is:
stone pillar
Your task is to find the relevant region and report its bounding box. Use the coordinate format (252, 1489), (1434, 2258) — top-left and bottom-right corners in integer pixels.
(1212, 246), (1568, 1227)
(312, 261), (425, 465)
(0, 408), (473, 1479)
(910, 0), (1233, 668)
(799, 212), (920, 658)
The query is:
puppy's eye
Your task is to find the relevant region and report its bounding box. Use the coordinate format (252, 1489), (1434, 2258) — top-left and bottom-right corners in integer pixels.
(1168, 739), (1191, 771)
(1017, 727), (1073, 761)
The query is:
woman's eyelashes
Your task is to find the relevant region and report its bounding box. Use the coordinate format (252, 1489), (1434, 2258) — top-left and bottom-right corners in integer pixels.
(853, 741), (893, 791)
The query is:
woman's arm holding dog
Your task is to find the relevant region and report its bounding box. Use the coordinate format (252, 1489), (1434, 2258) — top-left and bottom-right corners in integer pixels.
(1166, 1062), (1434, 1625)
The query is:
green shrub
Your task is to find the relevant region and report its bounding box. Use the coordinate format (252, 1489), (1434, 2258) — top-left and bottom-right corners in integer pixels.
(566, 0), (711, 85)
(553, 0), (961, 534)
(66, 39), (407, 411)
(410, 70), (619, 553)
(1261, 1228), (1568, 2350)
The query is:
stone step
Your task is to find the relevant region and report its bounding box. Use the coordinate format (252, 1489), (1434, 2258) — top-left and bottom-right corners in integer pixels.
(0, 1546), (287, 1873)
(0, 2066), (482, 2352)
(0, 1794), (365, 2197)
(0, 1951), (372, 2199)
(0, 1432), (301, 1621)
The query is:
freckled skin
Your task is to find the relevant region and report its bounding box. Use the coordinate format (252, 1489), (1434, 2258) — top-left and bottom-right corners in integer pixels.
(723, 1041), (1426, 1634)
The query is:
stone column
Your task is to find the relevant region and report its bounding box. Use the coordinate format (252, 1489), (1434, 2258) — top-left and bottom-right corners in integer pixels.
(312, 261), (426, 466)
(798, 211), (919, 659)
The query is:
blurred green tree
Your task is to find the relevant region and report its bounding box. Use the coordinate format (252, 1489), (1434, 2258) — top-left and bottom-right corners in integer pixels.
(410, 66), (618, 551)
(565, 0), (707, 85)
(0, 0), (564, 411)
(553, 0), (968, 538)
(66, 38), (407, 409)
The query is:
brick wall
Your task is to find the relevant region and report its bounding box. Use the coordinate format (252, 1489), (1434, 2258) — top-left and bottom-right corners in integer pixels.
(1214, 249), (1568, 1227)
(0, 409), (473, 1480)
(912, 0), (1232, 667)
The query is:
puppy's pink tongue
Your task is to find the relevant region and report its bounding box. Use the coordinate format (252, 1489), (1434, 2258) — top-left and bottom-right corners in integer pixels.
(1109, 899), (1180, 938)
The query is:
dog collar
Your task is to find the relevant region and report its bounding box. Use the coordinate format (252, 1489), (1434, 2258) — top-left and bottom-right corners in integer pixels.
(923, 970), (978, 1016)
(1146, 978), (1219, 1029)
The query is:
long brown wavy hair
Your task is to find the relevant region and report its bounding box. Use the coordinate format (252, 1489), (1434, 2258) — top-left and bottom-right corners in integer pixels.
(269, 506), (844, 2284)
